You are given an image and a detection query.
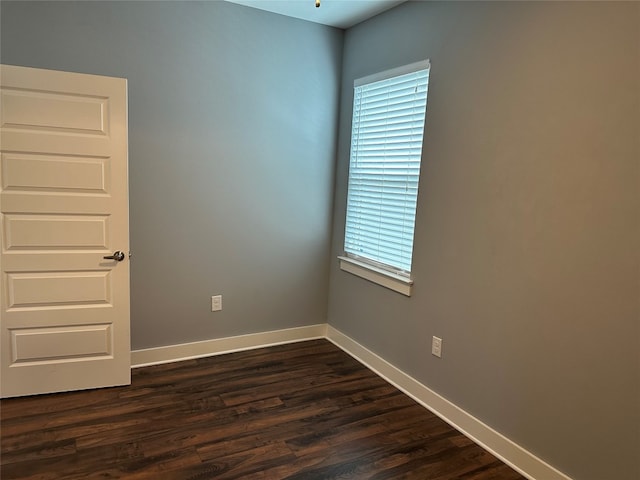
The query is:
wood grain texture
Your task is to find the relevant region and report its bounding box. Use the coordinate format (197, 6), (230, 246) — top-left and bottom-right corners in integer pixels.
(1, 339), (525, 479)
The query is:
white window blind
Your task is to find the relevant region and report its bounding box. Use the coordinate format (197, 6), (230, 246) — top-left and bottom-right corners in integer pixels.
(344, 60), (430, 276)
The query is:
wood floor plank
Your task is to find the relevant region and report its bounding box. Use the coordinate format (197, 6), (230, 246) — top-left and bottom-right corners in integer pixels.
(1, 339), (525, 479)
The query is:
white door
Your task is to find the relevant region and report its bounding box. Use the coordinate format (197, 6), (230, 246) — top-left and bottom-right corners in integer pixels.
(0, 65), (130, 398)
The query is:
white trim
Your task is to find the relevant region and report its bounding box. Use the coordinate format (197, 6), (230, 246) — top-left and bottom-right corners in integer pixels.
(355, 59), (430, 87)
(325, 325), (573, 480)
(131, 324), (327, 368)
(339, 255), (413, 296)
(130, 323), (573, 480)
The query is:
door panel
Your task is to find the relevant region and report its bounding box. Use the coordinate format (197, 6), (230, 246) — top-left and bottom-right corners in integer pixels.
(11, 324), (112, 363)
(4, 215), (110, 249)
(7, 270), (112, 307)
(1, 88), (108, 133)
(2, 153), (109, 193)
(0, 64), (130, 398)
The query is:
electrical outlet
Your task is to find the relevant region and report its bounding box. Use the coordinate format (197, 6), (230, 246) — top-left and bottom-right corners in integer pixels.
(211, 295), (222, 312)
(432, 336), (442, 358)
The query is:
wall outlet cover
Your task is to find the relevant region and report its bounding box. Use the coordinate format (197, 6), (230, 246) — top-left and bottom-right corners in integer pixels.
(432, 336), (442, 358)
(211, 295), (222, 312)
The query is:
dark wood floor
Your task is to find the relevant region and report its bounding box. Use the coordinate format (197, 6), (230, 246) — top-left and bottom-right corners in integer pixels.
(1, 339), (525, 479)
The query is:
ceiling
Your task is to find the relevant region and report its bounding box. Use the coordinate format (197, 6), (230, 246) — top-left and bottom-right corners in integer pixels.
(224, 0), (407, 29)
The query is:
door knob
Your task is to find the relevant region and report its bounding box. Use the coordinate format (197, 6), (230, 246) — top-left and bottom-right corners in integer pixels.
(103, 251), (126, 261)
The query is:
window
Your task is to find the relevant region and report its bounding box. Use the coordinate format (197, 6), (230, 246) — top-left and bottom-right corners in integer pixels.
(340, 60), (430, 296)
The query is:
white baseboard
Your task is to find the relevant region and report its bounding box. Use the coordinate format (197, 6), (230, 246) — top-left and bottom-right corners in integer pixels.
(131, 324), (327, 368)
(325, 325), (572, 480)
(130, 323), (571, 480)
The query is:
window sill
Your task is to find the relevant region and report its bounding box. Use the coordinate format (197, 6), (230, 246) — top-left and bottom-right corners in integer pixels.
(338, 256), (413, 297)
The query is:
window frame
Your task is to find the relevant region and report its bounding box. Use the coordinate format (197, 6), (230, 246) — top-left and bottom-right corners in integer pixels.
(340, 59), (431, 296)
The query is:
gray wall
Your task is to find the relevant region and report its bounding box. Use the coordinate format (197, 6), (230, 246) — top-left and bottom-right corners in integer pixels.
(0, 1), (343, 349)
(2, 1), (639, 479)
(328, 2), (639, 480)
